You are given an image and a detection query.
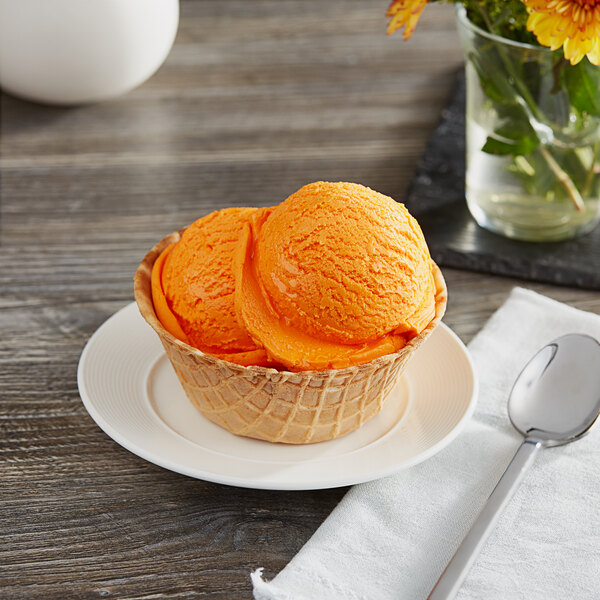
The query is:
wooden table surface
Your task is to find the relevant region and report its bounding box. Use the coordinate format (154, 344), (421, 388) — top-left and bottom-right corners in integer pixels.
(2, 1), (599, 598)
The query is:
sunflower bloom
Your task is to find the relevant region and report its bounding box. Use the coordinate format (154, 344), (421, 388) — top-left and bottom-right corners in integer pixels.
(523, 0), (600, 65)
(386, 0), (428, 39)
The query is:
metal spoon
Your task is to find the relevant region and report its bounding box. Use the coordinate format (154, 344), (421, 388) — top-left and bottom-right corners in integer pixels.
(428, 333), (600, 600)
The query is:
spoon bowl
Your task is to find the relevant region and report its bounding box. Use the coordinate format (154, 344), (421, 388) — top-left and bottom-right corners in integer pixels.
(509, 334), (600, 446)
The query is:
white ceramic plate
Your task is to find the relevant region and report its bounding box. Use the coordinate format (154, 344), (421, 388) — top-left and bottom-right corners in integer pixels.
(78, 303), (477, 490)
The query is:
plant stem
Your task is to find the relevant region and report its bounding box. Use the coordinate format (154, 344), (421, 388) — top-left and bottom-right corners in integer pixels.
(473, 4), (544, 123)
(583, 140), (599, 197)
(539, 146), (585, 211)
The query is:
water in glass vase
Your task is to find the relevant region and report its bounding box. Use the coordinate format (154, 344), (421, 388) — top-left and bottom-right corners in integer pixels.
(466, 117), (600, 242)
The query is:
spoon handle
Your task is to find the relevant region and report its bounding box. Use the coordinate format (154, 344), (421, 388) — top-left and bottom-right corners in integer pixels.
(427, 438), (542, 600)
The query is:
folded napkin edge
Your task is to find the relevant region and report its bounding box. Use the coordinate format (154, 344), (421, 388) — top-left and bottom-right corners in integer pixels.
(510, 287), (599, 330)
(252, 569), (285, 600)
(252, 565), (371, 600)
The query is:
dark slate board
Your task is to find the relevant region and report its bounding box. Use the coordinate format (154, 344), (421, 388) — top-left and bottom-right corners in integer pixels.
(405, 70), (600, 289)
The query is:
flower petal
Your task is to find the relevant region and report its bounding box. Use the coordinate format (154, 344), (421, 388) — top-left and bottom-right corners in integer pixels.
(523, 0), (600, 65)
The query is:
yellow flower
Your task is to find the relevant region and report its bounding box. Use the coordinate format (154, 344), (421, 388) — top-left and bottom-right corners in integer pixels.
(523, 0), (600, 65)
(386, 0), (428, 40)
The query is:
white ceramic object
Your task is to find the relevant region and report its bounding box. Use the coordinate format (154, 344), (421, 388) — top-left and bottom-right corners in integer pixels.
(77, 303), (478, 490)
(0, 0), (179, 105)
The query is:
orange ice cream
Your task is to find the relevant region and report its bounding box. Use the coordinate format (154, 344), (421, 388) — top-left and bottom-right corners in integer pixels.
(139, 182), (444, 443)
(234, 182), (436, 371)
(151, 207), (273, 367)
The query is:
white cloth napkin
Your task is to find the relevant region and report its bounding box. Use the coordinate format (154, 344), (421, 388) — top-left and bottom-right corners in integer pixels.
(252, 288), (600, 600)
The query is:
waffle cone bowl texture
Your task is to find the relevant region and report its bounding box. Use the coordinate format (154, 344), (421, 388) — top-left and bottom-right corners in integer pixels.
(134, 231), (447, 445)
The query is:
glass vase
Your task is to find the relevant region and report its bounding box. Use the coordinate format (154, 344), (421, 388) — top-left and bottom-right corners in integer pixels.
(456, 6), (600, 242)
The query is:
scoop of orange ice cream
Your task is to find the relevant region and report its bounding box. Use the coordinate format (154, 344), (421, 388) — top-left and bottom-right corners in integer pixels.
(151, 242), (190, 344)
(234, 182), (436, 370)
(155, 207), (274, 367)
(257, 182), (435, 341)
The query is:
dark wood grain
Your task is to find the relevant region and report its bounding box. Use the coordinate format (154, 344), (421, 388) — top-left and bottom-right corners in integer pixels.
(1, 1), (598, 598)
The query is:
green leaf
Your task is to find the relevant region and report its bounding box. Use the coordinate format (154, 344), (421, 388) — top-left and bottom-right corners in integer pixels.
(495, 111), (537, 138)
(463, 0), (535, 44)
(521, 59), (543, 102)
(482, 134), (539, 156)
(491, 5), (513, 29)
(468, 50), (517, 104)
(563, 60), (600, 117)
(481, 101), (540, 156)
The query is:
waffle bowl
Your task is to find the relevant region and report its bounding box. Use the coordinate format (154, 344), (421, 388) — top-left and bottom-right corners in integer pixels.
(134, 231), (447, 444)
